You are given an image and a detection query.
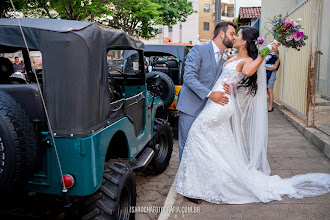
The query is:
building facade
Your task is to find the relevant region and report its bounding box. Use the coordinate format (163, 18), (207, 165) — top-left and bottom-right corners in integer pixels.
(142, 0), (235, 45)
(234, 0), (261, 18)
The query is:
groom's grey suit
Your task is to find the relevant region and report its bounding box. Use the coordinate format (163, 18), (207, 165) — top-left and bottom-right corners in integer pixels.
(176, 41), (226, 161)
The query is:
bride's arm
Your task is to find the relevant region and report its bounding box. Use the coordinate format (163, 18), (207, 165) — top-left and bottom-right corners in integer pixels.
(241, 56), (265, 77)
(241, 42), (280, 77)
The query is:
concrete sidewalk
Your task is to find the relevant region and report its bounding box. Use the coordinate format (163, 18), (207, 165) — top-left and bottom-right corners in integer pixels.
(158, 108), (330, 220)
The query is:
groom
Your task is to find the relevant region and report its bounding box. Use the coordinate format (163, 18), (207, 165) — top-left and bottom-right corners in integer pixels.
(176, 21), (237, 161)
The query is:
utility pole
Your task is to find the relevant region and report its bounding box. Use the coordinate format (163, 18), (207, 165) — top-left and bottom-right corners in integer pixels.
(215, 0), (221, 23)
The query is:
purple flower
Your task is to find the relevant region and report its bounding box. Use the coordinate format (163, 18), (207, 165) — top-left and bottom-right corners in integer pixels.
(294, 31), (304, 41)
(257, 36), (264, 45)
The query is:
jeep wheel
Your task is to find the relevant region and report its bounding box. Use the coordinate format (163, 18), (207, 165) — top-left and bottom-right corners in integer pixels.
(148, 118), (173, 174)
(0, 90), (39, 197)
(146, 71), (175, 109)
(82, 162), (136, 220)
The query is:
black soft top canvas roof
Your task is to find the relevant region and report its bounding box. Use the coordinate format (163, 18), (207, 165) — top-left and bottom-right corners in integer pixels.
(0, 18), (144, 50)
(123, 44), (189, 61)
(143, 45), (189, 61)
(0, 18), (144, 137)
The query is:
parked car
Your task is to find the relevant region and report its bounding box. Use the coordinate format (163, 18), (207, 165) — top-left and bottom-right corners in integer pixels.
(0, 18), (173, 219)
(124, 45), (190, 119)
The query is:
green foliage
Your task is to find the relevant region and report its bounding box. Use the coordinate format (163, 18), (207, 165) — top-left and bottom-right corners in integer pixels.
(107, 0), (162, 39)
(150, 0), (195, 27)
(19, 0), (110, 20)
(0, 0), (25, 18)
(4, 0), (195, 39)
(234, 17), (240, 35)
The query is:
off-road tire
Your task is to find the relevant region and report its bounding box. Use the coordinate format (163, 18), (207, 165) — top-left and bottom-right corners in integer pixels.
(82, 162), (136, 220)
(146, 71), (175, 109)
(0, 90), (39, 197)
(147, 118), (173, 174)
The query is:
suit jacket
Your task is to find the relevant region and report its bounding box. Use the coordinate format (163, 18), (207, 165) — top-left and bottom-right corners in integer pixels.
(176, 42), (226, 116)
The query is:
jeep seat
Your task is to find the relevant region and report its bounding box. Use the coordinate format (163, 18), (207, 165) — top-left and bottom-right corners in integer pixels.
(166, 60), (179, 85)
(0, 57), (13, 79)
(152, 60), (169, 75)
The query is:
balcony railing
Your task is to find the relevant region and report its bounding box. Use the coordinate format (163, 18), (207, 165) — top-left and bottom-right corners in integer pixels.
(221, 12), (234, 17)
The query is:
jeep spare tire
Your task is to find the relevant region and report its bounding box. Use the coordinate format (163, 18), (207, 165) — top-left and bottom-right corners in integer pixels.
(146, 71), (175, 109)
(0, 90), (39, 197)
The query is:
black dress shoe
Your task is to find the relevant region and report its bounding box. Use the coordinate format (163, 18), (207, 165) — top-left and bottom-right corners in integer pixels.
(185, 196), (202, 204)
(268, 107), (274, 112)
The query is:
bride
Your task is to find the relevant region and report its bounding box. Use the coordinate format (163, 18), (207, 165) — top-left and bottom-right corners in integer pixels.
(176, 27), (330, 204)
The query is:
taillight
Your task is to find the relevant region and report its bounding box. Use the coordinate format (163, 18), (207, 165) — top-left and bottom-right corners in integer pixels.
(61, 174), (75, 188)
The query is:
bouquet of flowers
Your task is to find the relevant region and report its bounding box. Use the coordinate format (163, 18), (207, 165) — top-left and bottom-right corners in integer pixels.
(259, 14), (308, 58)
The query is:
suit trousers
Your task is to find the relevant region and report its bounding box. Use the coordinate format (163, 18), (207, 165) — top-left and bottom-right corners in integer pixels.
(178, 111), (197, 161)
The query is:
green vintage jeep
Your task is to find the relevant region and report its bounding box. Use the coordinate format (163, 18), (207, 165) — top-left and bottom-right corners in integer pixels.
(0, 18), (173, 219)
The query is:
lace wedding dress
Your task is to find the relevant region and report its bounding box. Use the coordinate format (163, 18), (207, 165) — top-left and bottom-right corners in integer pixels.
(176, 58), (330, 204)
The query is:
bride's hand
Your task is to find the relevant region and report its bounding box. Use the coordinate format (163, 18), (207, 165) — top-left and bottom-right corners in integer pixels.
(269, 41), (281, 54)
(209, 91), (229, 106)
(223, 83), (230, 95)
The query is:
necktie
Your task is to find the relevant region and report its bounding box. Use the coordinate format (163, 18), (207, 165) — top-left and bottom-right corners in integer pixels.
(217, 51), (222, 67)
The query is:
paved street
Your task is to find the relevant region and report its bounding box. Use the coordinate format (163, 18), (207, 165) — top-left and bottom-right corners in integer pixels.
(135, 139), (180, 220)
(136, 108), (330, 220)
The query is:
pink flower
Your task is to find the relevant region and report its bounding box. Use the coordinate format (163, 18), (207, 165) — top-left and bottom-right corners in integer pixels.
(286, 34), (294, 42)
(257, 36), (264, 45)
(282, 17), (287, 24)
(293, 21), (298, 27)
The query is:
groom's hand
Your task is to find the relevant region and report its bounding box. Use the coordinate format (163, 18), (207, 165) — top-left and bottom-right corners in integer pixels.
(209, 91), (229, 106)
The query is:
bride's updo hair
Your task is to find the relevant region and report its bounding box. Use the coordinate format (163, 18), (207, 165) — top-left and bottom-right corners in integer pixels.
(240, 26), (259, 96)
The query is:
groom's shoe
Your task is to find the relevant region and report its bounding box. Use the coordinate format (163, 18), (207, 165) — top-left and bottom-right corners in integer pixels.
(185, 196), (202, 204)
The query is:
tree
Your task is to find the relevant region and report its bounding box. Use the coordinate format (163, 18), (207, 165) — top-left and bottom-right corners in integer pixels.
(0, 0), (25, 18)
(19, 0), (110, 21)
(105, 0), (162, 38)
(3, 0), (195, 39)
(150, 0), (194, 27)
(105, 0), (194, 39)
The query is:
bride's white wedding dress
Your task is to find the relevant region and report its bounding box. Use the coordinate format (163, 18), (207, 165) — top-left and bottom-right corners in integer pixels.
(176, 58), (330, 204)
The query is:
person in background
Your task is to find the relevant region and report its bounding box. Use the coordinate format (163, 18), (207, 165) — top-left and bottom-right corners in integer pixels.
(265, 50), (280, 112)
(13, 57), (24, 73)
(31, 57), (40, 69)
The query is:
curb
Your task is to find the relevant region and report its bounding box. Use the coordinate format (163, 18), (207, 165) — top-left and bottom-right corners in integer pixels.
(274, 102), (330, 159)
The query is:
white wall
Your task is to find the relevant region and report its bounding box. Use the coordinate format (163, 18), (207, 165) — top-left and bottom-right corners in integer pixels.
(260, 0), (297, 44)
(143, 0), (199, 45)
(181, 0), (199, 45)
(318, 0), (330, 98)
(163, 0), (199, 45)
(234, 0), (261, 18)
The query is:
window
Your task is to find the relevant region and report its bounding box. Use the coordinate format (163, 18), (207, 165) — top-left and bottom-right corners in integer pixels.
(169, 27), (173, 32)
(107, 50), (140, 76)
(180, 24), (182, 29)
(204, 4), (210, 13)
(0, 49), (43, 83)
(159, 28), (163, 34)
(203, 22), (209, 31)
